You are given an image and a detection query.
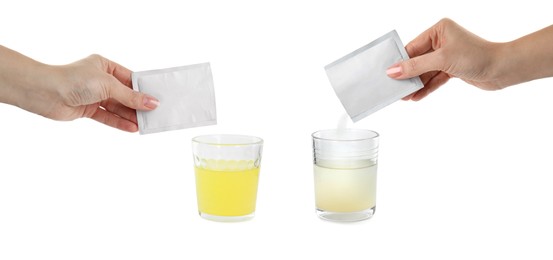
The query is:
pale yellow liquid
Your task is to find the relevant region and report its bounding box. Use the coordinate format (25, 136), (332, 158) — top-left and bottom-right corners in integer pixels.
(314, 163), (377, 212)
(195, 160), (260, 216)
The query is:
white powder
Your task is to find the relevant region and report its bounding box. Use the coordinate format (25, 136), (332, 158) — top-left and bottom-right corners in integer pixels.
(337, 112), (351, 130)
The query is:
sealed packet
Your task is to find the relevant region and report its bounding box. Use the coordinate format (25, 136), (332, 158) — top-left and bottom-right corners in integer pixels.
(132, 63), (217, 134)
(325, 30), (423, 122)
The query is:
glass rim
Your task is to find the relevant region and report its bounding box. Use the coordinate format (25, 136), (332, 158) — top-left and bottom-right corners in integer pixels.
(312, 129), (379, 142)
(192, 134), (263, 146)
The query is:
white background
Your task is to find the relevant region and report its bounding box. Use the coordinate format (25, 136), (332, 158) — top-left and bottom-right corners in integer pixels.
(1, 1), (552, 259)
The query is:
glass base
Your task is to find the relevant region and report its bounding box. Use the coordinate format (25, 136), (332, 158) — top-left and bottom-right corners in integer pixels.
(316, 206), (375, 222)
(199, 212), (255, 222)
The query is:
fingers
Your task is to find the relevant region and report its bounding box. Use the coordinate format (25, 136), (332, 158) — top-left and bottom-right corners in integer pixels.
(387, 18), (450, 90)
(404, 24), (438, 58)
(386, 50), (445, 80)
(405, 18), (453, 58)
(103, 56), (133, 88)
(90, 108), (138, 132)
(392, 59), (442, 101)
(402, 93), (415, 101)
(401, 70), (439, 100)
(107, 77), (160, 111)
(420, 71), (440, 86)
(100, 99), (137, 123)
(92, 54), (160, 111)
(408, 72), (451, 101)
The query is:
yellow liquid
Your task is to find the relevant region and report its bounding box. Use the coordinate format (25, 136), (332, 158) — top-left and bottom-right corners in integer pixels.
(195, 160), (260, 216)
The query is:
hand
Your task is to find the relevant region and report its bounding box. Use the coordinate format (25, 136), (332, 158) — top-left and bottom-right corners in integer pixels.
(46, 55), (160, 132)
(386, 18), (501, 101)
(387, 18), (553, 101)
(0, 46), (159, 132)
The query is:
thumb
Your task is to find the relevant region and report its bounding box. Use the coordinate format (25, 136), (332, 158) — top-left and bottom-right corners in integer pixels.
(386, 51), (444, 80)
(108, 79), (159, 110)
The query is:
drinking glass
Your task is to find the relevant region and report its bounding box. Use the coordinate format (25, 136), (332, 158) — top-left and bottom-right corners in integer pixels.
(312, 129), (379, 222)
(192, 134), (263, 222)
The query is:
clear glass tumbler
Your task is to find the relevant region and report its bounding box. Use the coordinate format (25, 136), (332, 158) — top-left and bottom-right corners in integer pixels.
(312, 129), (379, 222)
(192, 135), (263, 222)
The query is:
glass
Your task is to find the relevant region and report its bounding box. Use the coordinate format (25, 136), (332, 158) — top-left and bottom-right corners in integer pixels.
(192, 134), (263, 222)
(312, 129), (379, 222)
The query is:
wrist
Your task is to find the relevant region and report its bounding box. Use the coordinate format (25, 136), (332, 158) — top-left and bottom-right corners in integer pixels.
(491, 26), (553, 88)
(0, 45), (53, 109)
(21, 63), (64, 117)
(3, 61), (61, 116)
(485, 40), (535, 89)
(486, 41), (514, 89)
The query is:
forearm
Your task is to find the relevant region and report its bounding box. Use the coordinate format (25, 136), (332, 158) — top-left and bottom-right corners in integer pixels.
(0, 45), (57, 113)
(493, 25), (553, 87)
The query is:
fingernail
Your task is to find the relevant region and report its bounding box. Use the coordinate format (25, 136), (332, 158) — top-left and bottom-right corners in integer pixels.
(143, 95), (160, 109)
(386, 65), (402, 76)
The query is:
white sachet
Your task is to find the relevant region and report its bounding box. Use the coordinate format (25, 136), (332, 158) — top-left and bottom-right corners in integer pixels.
(325, 30), (423, 122)
(132, 63), (217, 134)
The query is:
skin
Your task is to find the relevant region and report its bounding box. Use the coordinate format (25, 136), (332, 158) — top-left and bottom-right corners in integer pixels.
(3, 19), (552, 131)
(0, 46), (159, 132)
(387, 18), (553, 101)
